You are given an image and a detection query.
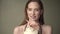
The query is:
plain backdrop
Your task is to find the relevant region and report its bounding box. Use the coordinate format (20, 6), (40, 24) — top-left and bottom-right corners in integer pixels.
(0, 0), (60, 34)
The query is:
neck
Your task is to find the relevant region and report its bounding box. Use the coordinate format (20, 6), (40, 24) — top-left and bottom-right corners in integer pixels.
(29, 19), (40, 24)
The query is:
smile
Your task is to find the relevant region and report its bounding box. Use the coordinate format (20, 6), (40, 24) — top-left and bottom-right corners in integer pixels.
(30, 16), (36, 19)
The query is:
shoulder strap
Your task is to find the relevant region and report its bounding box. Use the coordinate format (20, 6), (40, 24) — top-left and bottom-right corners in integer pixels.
(38, 25), (42, 34)
(24, 24), (27, 31)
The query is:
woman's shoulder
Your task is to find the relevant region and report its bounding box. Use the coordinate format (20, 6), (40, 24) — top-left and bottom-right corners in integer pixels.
(42, 24), (52, 29)
(13, 24), (26, 34)
(14, 25), (24, 30)
(41, 24), (52, 34)
(14, 24), (26, 30)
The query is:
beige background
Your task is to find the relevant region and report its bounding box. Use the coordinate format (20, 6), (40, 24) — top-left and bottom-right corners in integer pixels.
(0, 0), (60, 34)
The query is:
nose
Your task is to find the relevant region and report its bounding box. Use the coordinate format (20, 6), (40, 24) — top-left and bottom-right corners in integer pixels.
(32, 10), (35, 16)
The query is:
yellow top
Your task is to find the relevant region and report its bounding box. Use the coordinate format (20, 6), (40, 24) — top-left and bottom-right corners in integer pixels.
(24, 25), (38, 34)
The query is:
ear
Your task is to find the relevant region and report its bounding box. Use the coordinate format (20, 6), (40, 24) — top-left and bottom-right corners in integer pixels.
(40, 9), (44, 15)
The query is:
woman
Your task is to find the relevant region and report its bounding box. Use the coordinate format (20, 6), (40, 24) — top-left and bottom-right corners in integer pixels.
(13, 0), (52, 34)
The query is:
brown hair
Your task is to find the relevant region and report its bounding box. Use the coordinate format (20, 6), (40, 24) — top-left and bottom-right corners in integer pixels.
(20, 0), (44, 26)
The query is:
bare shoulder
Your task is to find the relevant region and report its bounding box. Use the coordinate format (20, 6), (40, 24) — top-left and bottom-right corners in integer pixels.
(42, 24), (52, 29)
(14, 25), (23, 31)
(42, 24), (52, 34)
(13, 25), (26, 34)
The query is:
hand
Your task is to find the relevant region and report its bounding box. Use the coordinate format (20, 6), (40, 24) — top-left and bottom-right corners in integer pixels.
(26, 20), (40, 30)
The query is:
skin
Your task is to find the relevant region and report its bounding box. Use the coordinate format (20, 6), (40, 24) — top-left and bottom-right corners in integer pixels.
(14, 2), (52, 34)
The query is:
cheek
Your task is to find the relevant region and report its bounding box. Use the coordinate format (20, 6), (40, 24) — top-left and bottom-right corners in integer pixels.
(35, 12), (41, 18)
(36, 12), (40, 16)
(27, 11), (31, 17)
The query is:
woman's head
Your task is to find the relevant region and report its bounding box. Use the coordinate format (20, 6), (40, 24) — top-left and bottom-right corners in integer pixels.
(27, 1), (43, 21)
(21, 0), (44, 25)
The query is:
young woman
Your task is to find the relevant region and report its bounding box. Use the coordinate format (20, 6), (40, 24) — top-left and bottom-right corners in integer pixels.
(13, 0), (52, 34)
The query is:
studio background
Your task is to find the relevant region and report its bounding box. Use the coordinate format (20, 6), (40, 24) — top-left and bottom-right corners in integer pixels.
(0, 0), (60, 34)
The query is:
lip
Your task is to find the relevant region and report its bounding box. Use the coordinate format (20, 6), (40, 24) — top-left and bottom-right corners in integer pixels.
(30, 16), (36, 19)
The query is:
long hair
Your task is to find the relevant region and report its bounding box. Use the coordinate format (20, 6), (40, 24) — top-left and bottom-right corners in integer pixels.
(20, 0), (44, 26)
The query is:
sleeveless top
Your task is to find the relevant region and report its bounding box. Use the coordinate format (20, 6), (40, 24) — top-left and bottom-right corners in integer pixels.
(23, 24), (42, 34)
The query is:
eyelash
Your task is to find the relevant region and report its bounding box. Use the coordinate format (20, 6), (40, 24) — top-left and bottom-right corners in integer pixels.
(28, 9), (40, 11)
(28, 9), (32, 11)
(35, 9), (39, 11)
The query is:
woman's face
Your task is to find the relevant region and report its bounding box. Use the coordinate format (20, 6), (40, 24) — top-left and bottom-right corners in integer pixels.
(27, 2), (42, 21)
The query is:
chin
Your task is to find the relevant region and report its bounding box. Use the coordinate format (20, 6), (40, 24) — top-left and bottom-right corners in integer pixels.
(32, 18), (38, 21)
(29, 17), (38, 21)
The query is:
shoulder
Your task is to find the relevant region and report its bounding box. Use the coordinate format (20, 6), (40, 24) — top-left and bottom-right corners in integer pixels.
(42, 24), (52, 30)
(42, 24), (52, 34)
(13, 24), (26, 34)
(14, 26), (23, 31)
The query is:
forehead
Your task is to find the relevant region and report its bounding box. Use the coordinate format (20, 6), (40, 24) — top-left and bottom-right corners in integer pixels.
(28, 2), (40, 8)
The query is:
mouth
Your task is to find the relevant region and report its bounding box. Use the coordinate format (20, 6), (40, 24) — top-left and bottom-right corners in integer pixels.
(30, 16), (36, 19)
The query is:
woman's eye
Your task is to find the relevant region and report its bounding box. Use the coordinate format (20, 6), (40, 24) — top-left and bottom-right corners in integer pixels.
(28, 8), (32, 11)
(35, 9), (39, 11)
(36, 9), (38, 11)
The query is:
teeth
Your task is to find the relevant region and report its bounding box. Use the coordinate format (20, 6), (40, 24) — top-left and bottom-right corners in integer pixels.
(31, 16), (36, 18)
